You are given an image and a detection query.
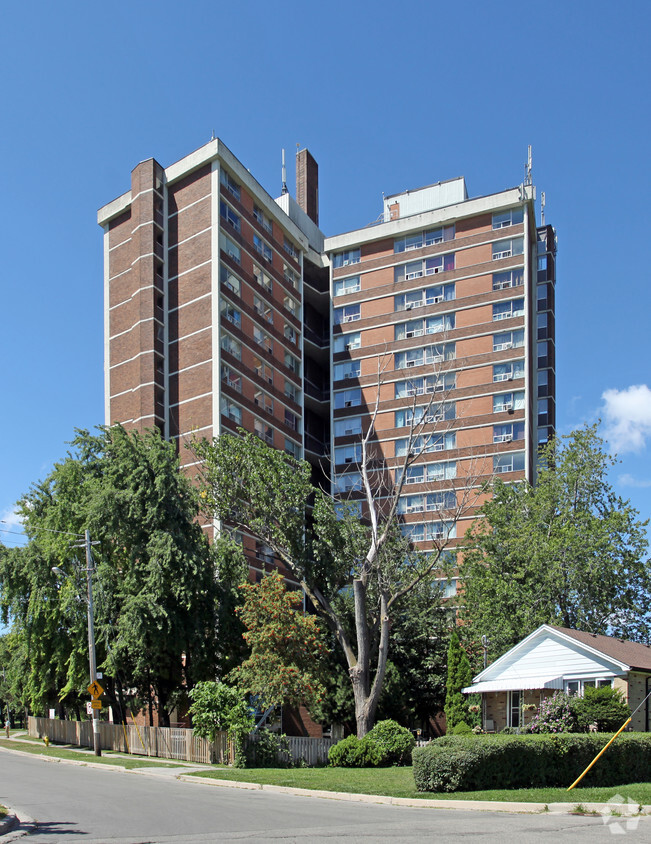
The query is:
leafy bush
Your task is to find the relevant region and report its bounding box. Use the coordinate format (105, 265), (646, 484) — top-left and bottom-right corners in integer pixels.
(242, 730), (292, 768)
(572, 686), (631, 732)
(365, 719), (416, 766)
(526, 692), (578, 733)
(328, 734), (384, 767)
(451, 721), (473, 735)
(413, 733), (651, 793)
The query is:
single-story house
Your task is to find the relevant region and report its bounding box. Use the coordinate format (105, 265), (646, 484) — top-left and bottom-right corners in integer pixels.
(463, 625), (651, 732)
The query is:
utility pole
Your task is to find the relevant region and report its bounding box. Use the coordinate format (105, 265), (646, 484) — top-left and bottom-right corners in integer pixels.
(85, 530), (101, 757)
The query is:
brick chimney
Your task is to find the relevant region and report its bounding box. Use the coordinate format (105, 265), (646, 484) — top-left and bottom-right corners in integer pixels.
(296, 148), (319, 226)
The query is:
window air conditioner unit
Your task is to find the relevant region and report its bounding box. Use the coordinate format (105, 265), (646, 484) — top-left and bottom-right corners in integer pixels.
(342, 259), (350, 266)
(345, 400), (353, 408)
(432, 295), (443, 303)
(406, 271), (423, 281)
(406, 360), (417, 368)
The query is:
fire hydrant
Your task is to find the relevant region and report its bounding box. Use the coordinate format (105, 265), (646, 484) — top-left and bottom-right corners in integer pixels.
(43, 735), (50, 747)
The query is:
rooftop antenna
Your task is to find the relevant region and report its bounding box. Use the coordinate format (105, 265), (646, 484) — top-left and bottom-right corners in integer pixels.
(525, 144), (533, 186)
(210, 129), (216, 141)
(281, 148), (288, 195)
(541, 191), (546, 226)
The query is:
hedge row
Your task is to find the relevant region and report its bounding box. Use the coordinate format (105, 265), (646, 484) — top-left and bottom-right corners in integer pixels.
(413, 733), (651, 792)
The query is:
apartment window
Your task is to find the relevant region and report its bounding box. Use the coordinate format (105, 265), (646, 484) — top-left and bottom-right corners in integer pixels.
(284, 379), (300, 402)
(284, 323), (298, 344)
(395, 403), (455, 428)
(253, 295), (273, 324)
(335, 444), (362, 464)
(493, 299), (525, 321)
(255, 541), (275, 564)
(220, 264), (241, 295)
(537, 369), (549, 397)
(401, 522), (456, 542)
(221, 364), (241, 392)
(334, 500), (362, 518)
(333, 248), (361, 268)
(334, 304), (361, 324)
(220, 301), (241, 328)
(492, 208), (524, 229)
(394, 225), (454, 253)
(219, 169), (240, 201)
(254, 418), (274, 445)
(538, 398), (549, 425)
(253, 326), (272, 353)
(334, 416), (362, 437)
(537, 340), (549, 367)
(252, 356), (273, 385)
(493, 361), (525, 382)
(335, 472), (362, 493)
(493, 330), (524, 352)
(284, 439), (301, 459)
(537, 283), (550, 311)
(492, 237), (524, 260)
(284, 409), (299, 431)
(493, 269), (524, 290)
(220, 396), (242, 425)
(537, 312), (548, 340)
(220, 200), (240, 233)
(221, 333), (241, 360)
(283, 263), (300, 289)
(436, 577), (458, 598)
(394, 253), (454, 283)
(253, 264), (272, 293)
(334, 388), (361, 409)
(221, 234), (241, 264)
(334, 331), (361, 353)
(254, 389), (273, 414)
(425, 460), (457, 481)
(493, 391), (525, 413)
(284, 295), (299, 318)
(253, 205), (273, 234)
(283, 237), (298, 259)
(394, 373), (455, 398)
(395, 432), (456, 457)
(395, 343), (455, 369)
(494, 452), (525, 474)
(395, 283), (455, 311)
(334, 360), (361, 380)
(398, 491), (455, 514)
(253, 233), (273, 262)
(284, 351), (300, 374)
(334, 275), (361, 296)
(493, 422), (525, 443)
(395, 313), (454, 340)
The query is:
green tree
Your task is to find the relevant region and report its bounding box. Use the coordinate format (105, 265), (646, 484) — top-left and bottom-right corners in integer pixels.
(193, 430), (465, 736)
(228, 572), (328, 710)
(187, 681), (253, 744)
(444, 631), (473, 731)
(461, 425), (651, 661)
(0, 426), (243, 723)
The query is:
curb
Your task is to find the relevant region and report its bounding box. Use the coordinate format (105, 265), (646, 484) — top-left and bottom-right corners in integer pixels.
(178, 776), (651, 816)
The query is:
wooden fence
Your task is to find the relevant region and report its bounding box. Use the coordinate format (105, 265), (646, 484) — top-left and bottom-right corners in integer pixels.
(28, 717), (334, 766)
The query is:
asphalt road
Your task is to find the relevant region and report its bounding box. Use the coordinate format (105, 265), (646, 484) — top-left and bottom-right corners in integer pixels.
(1, 750), (649, 842)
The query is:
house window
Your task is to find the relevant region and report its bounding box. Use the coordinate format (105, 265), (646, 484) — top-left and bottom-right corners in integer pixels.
(334, 416), (362, 437)
(221, 234), (241, 264)
(335, 444), (362, 464)
(492, 208), (524, 229)
(493, 422), (525, 443)
(493, 269), (524, 290)
(395, 283), (455, 311)
(253, 264), (273, 293)
(493, 299), (525, 321)
(333, 248), (361, 268)
(334, 361), (361, 380)
(219, 200), (240, 233)
(493, 452), (525, 474)
(253, 234), (273, 262)
(493, 391), (525, 413)
(492, 238), (524, 260)
(334, 332), (361, 354)
(220, 264), (241, 295)
(564, 679), (613, 696)
(334, 275), (361, 296)
(493, 330), (525, 352)
(220, 333), (241, 361)
(253, 205), (273, 234)
(219, 169), (240, 201)
(220, 397), (242, 425)
(334, 304), (361, 324)
(334, 388), (361, 409)
(508, 690), (521, 728)
(493, 361), (525, 382)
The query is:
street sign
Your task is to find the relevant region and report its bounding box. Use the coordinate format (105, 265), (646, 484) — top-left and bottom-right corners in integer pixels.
(91, 700), (102, 710)
(86, 702), (93, 716)
(87, 681), (104, 698)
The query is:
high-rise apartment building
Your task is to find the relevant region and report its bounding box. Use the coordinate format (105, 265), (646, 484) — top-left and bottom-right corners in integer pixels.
(99, 139), (555, 585)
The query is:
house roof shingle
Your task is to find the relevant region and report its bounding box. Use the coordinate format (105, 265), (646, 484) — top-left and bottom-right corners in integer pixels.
(549, 626), (651, 673)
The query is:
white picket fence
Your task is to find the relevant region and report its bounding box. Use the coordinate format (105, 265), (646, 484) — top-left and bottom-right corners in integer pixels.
(28, 717), (334, 766)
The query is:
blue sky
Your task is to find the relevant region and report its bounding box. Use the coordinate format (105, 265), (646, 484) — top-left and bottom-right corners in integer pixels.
(1, 0), (650, 548)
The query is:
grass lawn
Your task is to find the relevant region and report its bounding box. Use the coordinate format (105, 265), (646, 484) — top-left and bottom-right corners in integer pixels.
(186, 765), (651, 806)
(0, 737), (196, 770)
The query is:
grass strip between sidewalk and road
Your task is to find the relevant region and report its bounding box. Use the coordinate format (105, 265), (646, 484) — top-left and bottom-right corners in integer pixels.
(186, 765), (651, 805)
(0, 737), (195, 770)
